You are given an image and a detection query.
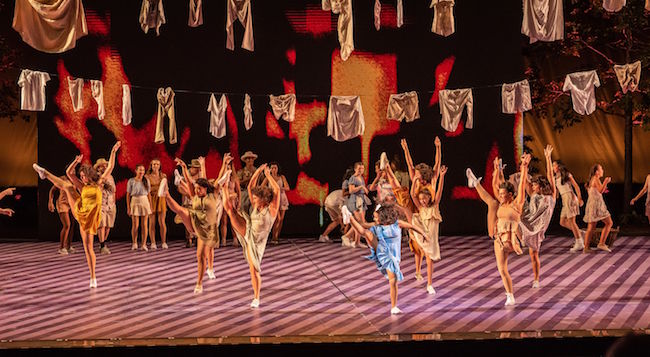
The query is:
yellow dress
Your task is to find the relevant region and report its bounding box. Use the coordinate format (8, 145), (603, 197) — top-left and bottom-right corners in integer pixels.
(76, 185), (102, 235)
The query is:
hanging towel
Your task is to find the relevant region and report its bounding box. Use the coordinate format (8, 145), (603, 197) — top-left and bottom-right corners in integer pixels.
(613, 61), (641, 94)
(140, 0), (166, 35)
(522, 0), (564, 43)
(226, 0), (254, 51)
(327, 96), (365, 142)
(17, 69), (50, 111)
(374, 0), (403, 30)
(90, 80), (105, 120)
(67, 77), (84, 112)
(155, 87), (177, 144)
(188, 0), (203, 27)
(122, 84), (132, 126)
(430, 0), (455, 37)
(244, 93), (253, 130)
(208, 94), (228, 139)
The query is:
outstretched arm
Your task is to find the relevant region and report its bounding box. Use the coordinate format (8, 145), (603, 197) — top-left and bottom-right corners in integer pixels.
(175, 158), (195, 197)
(544, 145), (556, 199)
(515, 154), (530, 209)
(431, 137), (442, 189)
(66, 155), (84, 191)
(263, 166), (281, 217)
(0, 187), (15, 201)
(631, 175), (650, 205)
(434, 165), (447, 205)
(99, 142), (121, 185)
(384, 160), (401, 189)
(400, 139), (416, 181)
(397, 220), (428, 241)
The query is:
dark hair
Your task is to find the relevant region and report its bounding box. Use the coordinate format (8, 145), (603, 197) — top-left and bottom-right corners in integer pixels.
(586, 164), (601, 189)
(354, 161), (364, 170)
(342, 167), (355, 183)
(147, 158), (161, 175)
(531, 175), (552, 195)
(415, 163), (434, 183)
(417, 187), (434, 207)
(499, 181), (516, 196)
(374, 160), (381, 168)
(78, 164), (100, 184)
(135, 164), (150, 190)
(268, 161), (281, 175)
(554, 160), (570, 185)
(251, 186), (274, 204)
(375, 204), (400, 225)
(195, 178), (214, 194)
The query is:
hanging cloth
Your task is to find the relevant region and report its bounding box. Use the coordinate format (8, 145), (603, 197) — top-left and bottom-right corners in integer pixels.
(17, 69), (50, 111)
(501, 80), (532, 114)
(208, 94), (228, 139)
(90, 80), (105, 120)
(140, 0), (166, 36)
(323, 0), (354, 61)
(374, 0), (403, 30)
(521, 0), (564, 43)
(430, 0), (455, 37)
(562, 70), (600, 115)
(122, 84), (132, 126)
(327, 96), (365, 142)
(387, 92), (420, 122)
(188, 0), (203, 27)
(244, 93), (253, 130)
(67, 77), (84, 112)
(269, 94), (296, 122)
(226, 0), (254, 51)
(603, 0), (625, 12)
(613, 61), (641, 94)
(12, 0), (88, 53)
(155, 87), (177, 144)
(438, 88), (473, 132)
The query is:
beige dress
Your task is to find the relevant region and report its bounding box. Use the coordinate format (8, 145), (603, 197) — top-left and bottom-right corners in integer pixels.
(189, 193), (222, 248)
(411, 205), (442, 261)
(584, 187), (610, 223)
(236, 206), (276, 272)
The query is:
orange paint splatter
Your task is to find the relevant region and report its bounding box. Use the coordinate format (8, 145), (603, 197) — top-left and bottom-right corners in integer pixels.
(286, 172), (329, 205)
(265, 111), (285, 139)
(289, 101), (327, 165)
(429, 56), (456, 107)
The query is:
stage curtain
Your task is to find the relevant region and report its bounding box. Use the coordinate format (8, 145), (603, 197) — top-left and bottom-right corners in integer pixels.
(524, 113), (650, 184)
(12, 0), (88, 53)
(0, 116), (37, 187)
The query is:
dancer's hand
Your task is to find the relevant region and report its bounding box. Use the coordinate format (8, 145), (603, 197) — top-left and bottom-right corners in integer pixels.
(579, 198), (584, 207)
(400, 138), (408, 151)
(74, 154), (83, 164)
(174, 158), (186, 168)
(0, 208), (15, 217)
(544, 144), (553, 157)
(630, 198), (636, 205)
(48, 201), (55, 212)
(439, 165), (448, 176)
(604, 177), (611, 184)
(223, 153), (233, 164)
(197, 156), (205, 165)
(112, 141), (122, 153)
(493, 157), (501, 171)
(434, 136), (441, 147)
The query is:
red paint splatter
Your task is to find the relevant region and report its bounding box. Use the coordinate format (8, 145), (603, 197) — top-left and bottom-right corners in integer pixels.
(286, 172), (328, 205)
(452, 141), (500, 200)
(429, 56), (456, 107)
(285, 5), (333, 36)
(378, 4), (399, 29)
(265, 111), (285, 139)
(286, 48), (296, 65)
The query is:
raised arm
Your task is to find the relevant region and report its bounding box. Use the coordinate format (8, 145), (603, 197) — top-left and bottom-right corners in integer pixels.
(66, 155), (84, 191)
(198, 156), (207, 179)
(544, 145), (556, 199)
(631, 175), (650, 205)
(410, 176), (423, 211)
(434, 165), (447, 205)
(175, 158), (196, 197)
(492, 157), (502, 197)
(400, 139), (416, 181)
(433, 136), (442, 179)
(247, 164), (265, 202)
(262, 165), (281, 217)
(515, 154), (531, 209)
(99, 142), (121, 185)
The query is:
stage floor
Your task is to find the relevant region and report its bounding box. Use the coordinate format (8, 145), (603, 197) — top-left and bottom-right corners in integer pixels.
(1, 235), (649, 348)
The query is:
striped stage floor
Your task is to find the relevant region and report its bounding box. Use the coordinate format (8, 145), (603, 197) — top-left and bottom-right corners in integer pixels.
(1, 235), (649, 348)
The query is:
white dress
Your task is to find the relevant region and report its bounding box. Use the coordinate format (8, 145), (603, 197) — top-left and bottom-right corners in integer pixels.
(411, 206), (442, 261)
(236, 206), (276, 272)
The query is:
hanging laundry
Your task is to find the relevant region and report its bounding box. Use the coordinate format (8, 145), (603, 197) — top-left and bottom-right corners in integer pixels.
(155, 87), (177, 144)
(226, 0), (254, 51)
(374, 0), (404, 30)
(244, 93), (253, 130)
(603, 0), (625, 12)
(17, 69), (50, 111)
(327, 96), (365, 142)
(323, 0), (354, 61)
(387, 91), (420, 122)
(430, 0), (455, 37)
(613, 61), (641, 94)
(188, 0), (203, 27)
(140, 0), (166, 36)
(67, 77), (84, 112)
(438, 88), (473, 132)
(562, 70), (600, 115)
(269, 94), (296, 122)
(12, 0), (88, 53)
(208, 94), (228, 139)
(122, 85), (132, 126)
(90, 80), (105, 120)
(522, 0), (564, 43)
(501, 80), (532, 114)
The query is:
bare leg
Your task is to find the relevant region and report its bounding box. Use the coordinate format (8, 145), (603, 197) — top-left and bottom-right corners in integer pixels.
(165, 192), (194, 234)
(80, 229), (96, 280)
(196, 239), (207, 288)
(583, 222), (596, 253)
(272, 209), (286, 242)
(412, 242), (422, 278)
(207, 247), (214, 271)
(131, 216), (139, 247)
(58, 212), (71, 249)
(321, 219), (340, 237)
(426, 257), (434, 287)
(220, 213), (228, 246)
(140, 215), (149, 247)
(529, 248), (540, 281)
(246, 243), (262, 300)
(560, 216), (581, 241)
(149, 213), (157, 246)
(158, 211), (167, 246)
(352, 210), (365, 246)
(475, 183), (498, 237)
(599, 217), (613, 245)
(387, 270), (398, 308)
(494, 240), (513, 294)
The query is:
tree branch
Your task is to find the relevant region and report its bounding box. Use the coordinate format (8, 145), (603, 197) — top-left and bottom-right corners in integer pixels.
(578, 39), (615, 65)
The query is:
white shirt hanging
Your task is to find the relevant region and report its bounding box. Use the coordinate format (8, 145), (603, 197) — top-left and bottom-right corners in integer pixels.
(430, 0), (455, 37)
(374, 0), (403, 30)
(438, 88), (473, 132)
(122, 84), (132, 126)
(17, 69), (50, 111)
(208, 94), (228, 139)
(188, 0), (203, 27)
(501, 80), (532, 114)
(387, 91), (419, 122)
(90, 80), (105, 120)
(269, 94), (296, 122)
(603, 0), (625, 12)
(67, 77), (84, 112)
(323, 0), (354, 61)
(522, 0), (564, 43)
(613, 61), (641, 94)
(140, 0), (166, 36)
(226, 0), (254, 51)
(244, 93), (253, 130)
(562, 70), (600, 115)
(327, 96), (365, 142)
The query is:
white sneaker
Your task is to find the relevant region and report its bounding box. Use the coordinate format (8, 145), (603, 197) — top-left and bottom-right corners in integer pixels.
(415, 273), (423, 281)
(157, 178), (168, 197)
(141, 245), (148, 252)
(505, 293), (515, 306)
(427, 285), (436, 295)
(390, 306), (402, 315)
(250, 298), (260, 308)
(341, 206), (352, 225)
(341, 236), (353, 248)
(380, 152), (389, 170)
(194, 285), (203, 294)
(217, 170), (232, 187)
(68, 246), (76, 254)
(318, 235), (331, 243)
(206, 269), (216, 280)
(131, 243), (138, 250)
(32, 163), (46, 180)
(89, 278), (97, 289)
(58, 248), (69, 255)
(162, 243), (169, 249)
(151, 243), (158, 250)
(465, 168), (482, 188)
(532, 280), (540, 288)
(597, 244), (611, 253)
(570, 238), (584, 253)
(100, 246), (111, 255)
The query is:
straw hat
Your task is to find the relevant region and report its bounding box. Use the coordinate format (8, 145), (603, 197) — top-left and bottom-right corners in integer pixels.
(240, 151), (258, 160)
(190, 159), (201, 168)
(93, 158), (108, 169)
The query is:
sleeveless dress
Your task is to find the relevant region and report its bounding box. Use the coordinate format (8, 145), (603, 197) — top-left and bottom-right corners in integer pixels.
(365, 221), (404, 281)
(584, 187), (610, 222)
(520, 194), (555, 251)
(275, 176), (289, 210)
(555, 176), (579, 218)
(646, 190), (650, 217)
(411, 205), (442, 261)
(76, 185), (102, 235)
(148, 173), (167, 213)
(496, 205), (523, 255)
(189, 193), (222, 248)
(236, 206), (276, 272)
(346, 175), (371, 212)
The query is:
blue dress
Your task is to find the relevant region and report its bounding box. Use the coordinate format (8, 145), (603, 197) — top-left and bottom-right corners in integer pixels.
(365, 221), (404, 281)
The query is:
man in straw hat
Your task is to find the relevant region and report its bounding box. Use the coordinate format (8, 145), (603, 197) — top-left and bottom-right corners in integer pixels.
(94, 158), (116, 254)
(237, 151), (258, 214)
(175, 158), (202, 248)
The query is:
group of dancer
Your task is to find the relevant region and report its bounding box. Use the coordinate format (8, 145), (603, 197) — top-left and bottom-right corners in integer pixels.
(23, 137), (650, 313)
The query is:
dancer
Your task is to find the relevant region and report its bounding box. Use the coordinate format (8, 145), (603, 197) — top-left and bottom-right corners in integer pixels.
(48, 180), (75, 254)
(33, 141), (121, 288)
(519, 145), (556, 288)
(94, 159), (116, 255)
(342, 204), (428, 315)
(321, 167), (354, 244)
(237, 151), (258, 214)
(221, 163), (280, 308)
(146, 159), (168, 249)
(175, 159), (201, 248)
(583, 164), (614, 253)
(0, 187), (16, 217)
(410, 165), (447, 294)
(369, 160), (396, 205)
(553, 160), (585, 252)
(344, 162), (371, 247)
(262, 162), (290, 244)
(160, 157), (223, 293)
(218, 155), (241, 247)
(127, 165), (151, 251)
(630, 173), (650, 223)
(466, 153), (529, 306)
